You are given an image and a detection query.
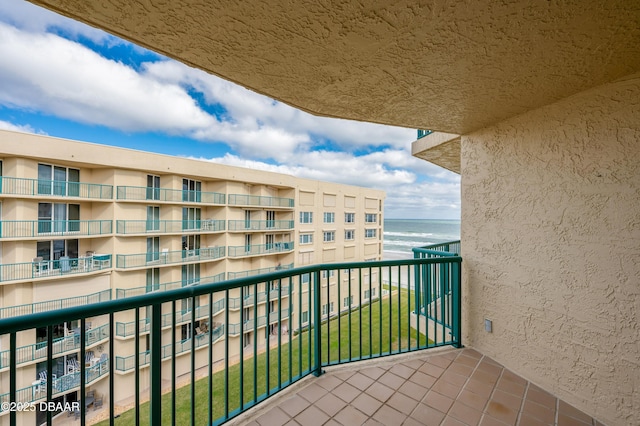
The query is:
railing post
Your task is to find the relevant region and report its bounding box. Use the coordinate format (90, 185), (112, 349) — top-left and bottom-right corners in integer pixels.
(452, 259), (463, 348)
(312, 269), (323, 377)
(150, 302), (162, 424)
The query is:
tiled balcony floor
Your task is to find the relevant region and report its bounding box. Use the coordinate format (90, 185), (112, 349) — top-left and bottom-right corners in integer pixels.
(237, 348), (602, 426)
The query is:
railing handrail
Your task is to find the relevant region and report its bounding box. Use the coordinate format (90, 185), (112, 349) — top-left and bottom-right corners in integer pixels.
(227, 193), (294, 207)
(0, 257), (461, 334)
(116, 185), (225, 203)
(0, 289), (112, 319)
(0, 176), (114, 199)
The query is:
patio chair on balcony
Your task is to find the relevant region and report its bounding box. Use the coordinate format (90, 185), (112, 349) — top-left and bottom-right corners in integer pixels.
(33, 257), (49, 276)
(85, 351), (95, 367)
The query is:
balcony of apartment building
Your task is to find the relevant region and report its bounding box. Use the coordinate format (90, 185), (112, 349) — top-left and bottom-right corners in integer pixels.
(0, 243), (600, 425)
(0, 253), (112, 285)
(115, 218), (225, 236)
(115, 185), (225, 205)
(227, 242), (295, 258)
(227, 194), (295, 209)
(115, 246), (225, 270)
(227, 219), (295, 232)
(0, 175), (114, 202)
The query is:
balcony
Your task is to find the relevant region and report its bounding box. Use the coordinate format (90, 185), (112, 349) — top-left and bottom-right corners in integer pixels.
(0, 251), (462, 423)
(0, 323), (109, 370)
(227, 263), (294, 279)
(0, 176), (113, 200)
(116, 186), (225, 204)
(227, 219), (294, 232)
(227, 242), (294, 258)
(0, 290), (111, 320)
(0, 255), (112, 284)
(115, 273), (226, 299)
(115, 247), (225, 269)
(115, 219), (225, 235)
(0, 220), (112, 239)
(115, 299), (226, 338)
(228, 194), (294, 208)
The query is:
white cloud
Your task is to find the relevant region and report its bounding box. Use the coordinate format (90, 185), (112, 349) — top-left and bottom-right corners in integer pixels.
(0, 0), (114, 44)
(0, 120), (45, 134)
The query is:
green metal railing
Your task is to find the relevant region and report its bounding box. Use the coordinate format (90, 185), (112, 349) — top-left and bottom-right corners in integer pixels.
(227, 263), (294, 279)
(115, 273), (226, 299)
(115, 219), (225, 234)
(227, 220), (294, 231)
(0, 290), (111, 319)
(227, 194), (294, 208)
(116, 186), (225, 204)
(227, 242), (294, 257)
(0, 255), (112, 283)
(0, 176), (113, 199)
(116, 247), (225, 269)
(0, 220), (112, 239)
(0, 251), (461, 425)
(417, 129), (433, 139)
(0, 323), (109, 370)
(0, 358), (110, 407)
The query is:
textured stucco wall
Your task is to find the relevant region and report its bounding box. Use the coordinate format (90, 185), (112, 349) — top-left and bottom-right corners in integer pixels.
(461, 74), (640, 425)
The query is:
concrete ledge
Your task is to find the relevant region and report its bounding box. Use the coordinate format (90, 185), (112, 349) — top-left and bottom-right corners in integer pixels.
(411, 132), (461, 174)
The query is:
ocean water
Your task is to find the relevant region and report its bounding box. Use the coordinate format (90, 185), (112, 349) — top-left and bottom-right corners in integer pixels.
(383, 219), (460, 255)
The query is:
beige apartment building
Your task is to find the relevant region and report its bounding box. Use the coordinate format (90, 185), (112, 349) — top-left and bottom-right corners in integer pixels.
(0, 129), (384, 423)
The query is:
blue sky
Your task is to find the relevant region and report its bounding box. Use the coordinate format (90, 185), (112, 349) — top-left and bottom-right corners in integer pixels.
(0, 0), (460, 219)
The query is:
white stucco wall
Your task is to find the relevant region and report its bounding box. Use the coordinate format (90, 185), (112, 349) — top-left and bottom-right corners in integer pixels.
(461, 74), (640, 425)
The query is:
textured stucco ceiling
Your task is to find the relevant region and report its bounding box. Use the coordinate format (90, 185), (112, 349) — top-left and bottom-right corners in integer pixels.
(27, 0), (640, 134)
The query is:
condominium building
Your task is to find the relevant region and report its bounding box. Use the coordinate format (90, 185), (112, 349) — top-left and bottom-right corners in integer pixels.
(0, 129), (384, 423)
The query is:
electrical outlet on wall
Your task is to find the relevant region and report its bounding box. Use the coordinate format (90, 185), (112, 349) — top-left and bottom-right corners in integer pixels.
(484, 318), (492, 333)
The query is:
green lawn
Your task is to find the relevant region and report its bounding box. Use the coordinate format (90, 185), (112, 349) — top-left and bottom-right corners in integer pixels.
(97, 288), (429, 426)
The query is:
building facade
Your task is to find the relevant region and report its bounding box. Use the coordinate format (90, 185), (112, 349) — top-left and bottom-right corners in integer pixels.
(0, 130), (384, 423)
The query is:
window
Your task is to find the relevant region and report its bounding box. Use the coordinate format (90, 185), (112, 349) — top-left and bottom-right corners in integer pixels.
(322, 304), (328, 315)
(147, 175), (160, 200)
(38, 164), (80, 196)
(372, 288), (376, 298)
(323, 231), (335, 242)
(299, 212), (313, 224)
(266, 210), (275, 228)
(365, 213), (377, 223)
(182, 207), (201, 230)
(330, 302), (334, 313)
(301, 311), (309, 323)
(146, 268), (160, 292)
(38, 203), (79, 233)
(299, 233), (313, 245)
(321, 270), (335, 279)
(182, 178), (202, 202)
(301, 273), (310, 284)
(182, 234), (201, 256)
(365, 229), (377, 238)
(182, 263), (200, 286)
(37, 239), (78, 263)
(344, 229), (354, 241)
(147, 206), (160, 231)
(345, 212), (355, 223)
(266, 234), (274, 251)
(365, 290), (371, 300)
(146, 236), (160, 262)
(323, 212), (335, 223)
(343, 296), (353, 307)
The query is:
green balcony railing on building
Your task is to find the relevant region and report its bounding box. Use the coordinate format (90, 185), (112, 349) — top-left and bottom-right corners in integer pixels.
(0, 323), (109, 370)
(0, 255), (112, 284)
(0, 220), (112, 239)
(115, 299), (227, 338)
(115, 219), (225, 234)
(0, 176), (113, 199)
(115, 273), (226, 299)
(227, 242), (294, 258)
(0, 251), (461, 425)
(227, 263), (294, 280)
(227, 220), (294, 232)
(116, 247), (225, 269)
(0, 290), (111, 320)
(227, 194), (294, 208)
(116, 186), (225, 204)
(0, 358), (109, 408)
(417, 129), (433, 139)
